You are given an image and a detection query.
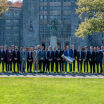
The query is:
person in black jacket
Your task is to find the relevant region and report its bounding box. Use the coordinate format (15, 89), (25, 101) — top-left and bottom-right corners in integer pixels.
(76, 46), (84, 73)
(96, 46), (103, 73)
(71, 45), (77, 72)
(38, 46), (46, 73)
(89, 46), (96, 73)
(55, 47), (61, 73)
(83, 46), (90, 73)
(1, 46), (6, 72)
(27, 47), (33, 73)
(47, 46), (54, 72)
(60, 48), (64, 72)
(13, 46), (20, 73)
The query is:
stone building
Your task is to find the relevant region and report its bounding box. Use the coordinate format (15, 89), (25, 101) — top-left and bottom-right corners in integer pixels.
(0, 0), (104, 48)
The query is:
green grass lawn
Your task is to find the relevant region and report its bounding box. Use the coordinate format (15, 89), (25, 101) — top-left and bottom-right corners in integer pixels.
(0, 78), (104, 104)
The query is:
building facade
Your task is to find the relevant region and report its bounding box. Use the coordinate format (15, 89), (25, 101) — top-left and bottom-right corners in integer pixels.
(0, 0), (104, 48)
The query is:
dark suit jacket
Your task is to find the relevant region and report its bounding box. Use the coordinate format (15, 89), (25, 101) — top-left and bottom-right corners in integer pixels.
(76, 51), (84, 61)
(71, 49), (77, 59)
(89, 51), (96, 62)
(13, 50), (20, 62)
(27, 52), (33, 63)
(84, 51), (90, 61)
(96, 51), (103, 63)
(47, 51), (54, 61)
(38, 50), (46, 61)
(1, 50), (6, 61)
(6, 51), (12, 62)
(64, 49), (74, 58)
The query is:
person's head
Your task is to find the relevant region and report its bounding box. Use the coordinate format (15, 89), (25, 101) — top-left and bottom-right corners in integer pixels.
(49, 46), (52, 51)
(54, 47), (56, 51)
(94, 47), (97, 51)
(8, 47), (11, 51)
(45, 47), (48, 51)
(78, 46), (81, 51)
(97, 46), (100, 51)
(4, 45), (7, 50)
(101, 46), (104, 50)
(66, 45), (69, 50)
(23, 47), (26, 51)
(15, 46), (18, 50)
(72, 45), (75, 49)
(90, 46), (93, 51)
(85, 46), (88, 51)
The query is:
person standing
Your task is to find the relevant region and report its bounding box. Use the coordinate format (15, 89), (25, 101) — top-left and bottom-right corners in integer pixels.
(101, 46), (104, 70)
(1, 46), (6, 72)
(47, 46), (54, 73)
(33, 46), (39, 73)
(13, 46), (20, 73)
(38, 46), (46, 73)
(89, 46), (96, 73)
(96, 46), (103, 73)
(64, 45), (73, 73)
(27, 47), (33, 73)
(71, 45), (77, 72)
(21, 47), (27, 73)
(6, 47), (12, 72)
(83, 46), (90, 73)
(55, 47), (61, 73)
(76, 46), (84, 73)
(60, 48), (64, 73)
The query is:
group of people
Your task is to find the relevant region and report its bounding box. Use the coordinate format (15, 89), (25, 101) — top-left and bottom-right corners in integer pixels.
(0, 45), (104, 74)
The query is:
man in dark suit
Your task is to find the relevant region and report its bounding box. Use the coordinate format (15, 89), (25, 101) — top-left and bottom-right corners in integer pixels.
(71, 45), (77, 72)
(96, 46), (103, 73)
(1, 46), (6, 72)
(83, 46), (90, 73)
(13, 46), (20, 73)
(76, 46), (84, 73)
(89, 46), (96, 73)
(64, 45), (74, 73)
(38, 46), (46, 73)
(45, 47), (49, 72)
(60, 48), (64, 72)
(6, 47), (12, 72)
(27, 47), (33, 73)
(55, 47), (61, 73)
(47, 46), (54, 72)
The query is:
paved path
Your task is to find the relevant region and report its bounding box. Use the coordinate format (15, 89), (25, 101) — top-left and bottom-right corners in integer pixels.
(0, 73), (104, 78)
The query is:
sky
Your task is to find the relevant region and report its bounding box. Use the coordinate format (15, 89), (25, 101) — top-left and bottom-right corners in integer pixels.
(8, 0), (22, 2)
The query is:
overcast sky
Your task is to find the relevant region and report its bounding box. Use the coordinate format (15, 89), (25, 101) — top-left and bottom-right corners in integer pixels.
(8, 0), (22, 2)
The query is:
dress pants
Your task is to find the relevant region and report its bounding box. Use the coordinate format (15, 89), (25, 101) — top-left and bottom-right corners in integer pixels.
(89, 61), (95, 73)
(33, 59), (38, 72)
(13, 61), (20, 73)
(6, 61), (12, 72)
(73, 60), (75, 72)
(21, 60), (26, 72)
(65, 62), (72, 72)
(47, 61), (54, 72)
(77, 61), (82, 72)
(27, 61), (32, 72)
(39, 60), (45, 73)
(84, 61), (88, 72)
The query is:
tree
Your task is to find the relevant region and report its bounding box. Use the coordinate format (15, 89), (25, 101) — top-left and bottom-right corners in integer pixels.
(75, 0), (104, 38)
(0, 0), (10, 16)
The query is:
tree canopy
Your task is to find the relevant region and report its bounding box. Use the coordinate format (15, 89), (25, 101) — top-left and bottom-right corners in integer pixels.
(75, 0), (104, 38)
(0, 0), (9, 16)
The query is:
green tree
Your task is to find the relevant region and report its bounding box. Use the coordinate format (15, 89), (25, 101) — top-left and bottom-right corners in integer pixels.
(75, 0), (104, 38)
(0, 0), (9, 16)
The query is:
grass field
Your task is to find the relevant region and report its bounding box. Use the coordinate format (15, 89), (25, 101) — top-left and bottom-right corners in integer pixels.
(0, 78), (104, 104)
